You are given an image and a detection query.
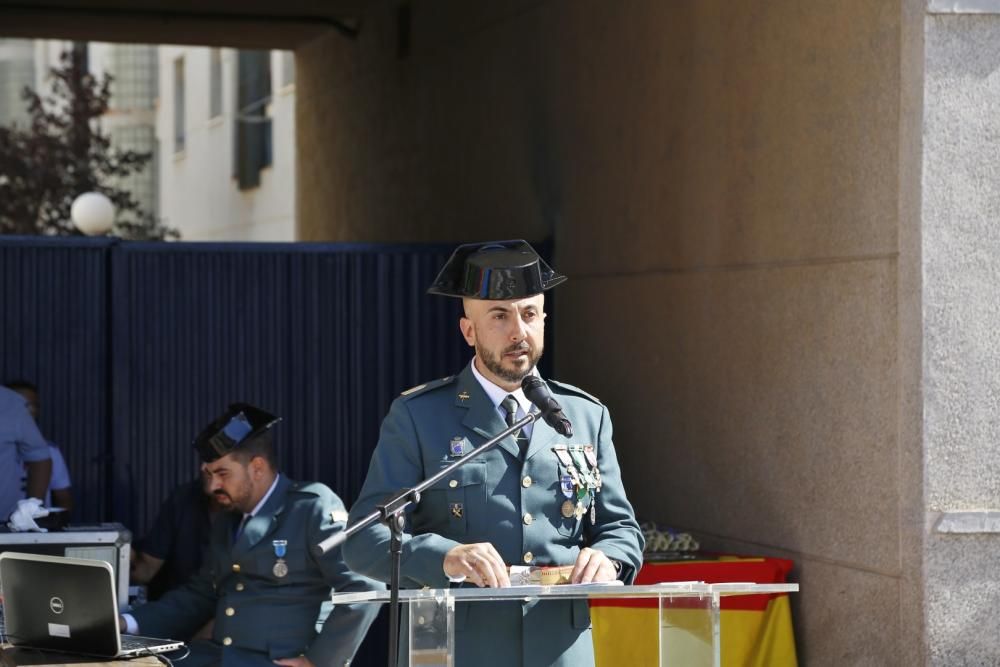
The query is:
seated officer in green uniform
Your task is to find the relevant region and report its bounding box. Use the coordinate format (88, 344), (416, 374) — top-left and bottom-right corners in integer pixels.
(344, 240), (644, 667)
(124, 403), (383, 667)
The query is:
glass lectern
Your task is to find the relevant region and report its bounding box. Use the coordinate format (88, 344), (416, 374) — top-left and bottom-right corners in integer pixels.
(332, 581), (798, 666)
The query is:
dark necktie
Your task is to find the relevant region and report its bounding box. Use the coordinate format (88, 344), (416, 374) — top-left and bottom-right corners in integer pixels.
(501, 395), (530, 457)
(233, 513), (250, 542)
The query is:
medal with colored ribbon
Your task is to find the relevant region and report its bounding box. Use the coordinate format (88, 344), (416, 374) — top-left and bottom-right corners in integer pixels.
(560, 473), (575, 518)
(583, 445), (602, 491)
(272, 539), (288, 578)
(554, 447), (579, 518)
(568, 447), (600, 524)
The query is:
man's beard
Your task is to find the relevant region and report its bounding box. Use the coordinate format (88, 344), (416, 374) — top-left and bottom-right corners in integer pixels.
(478, 342), (543, 384)
(213, 478), (253, 513)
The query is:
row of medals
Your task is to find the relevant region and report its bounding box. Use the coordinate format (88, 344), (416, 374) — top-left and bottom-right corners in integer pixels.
(558, 451), (602, 524)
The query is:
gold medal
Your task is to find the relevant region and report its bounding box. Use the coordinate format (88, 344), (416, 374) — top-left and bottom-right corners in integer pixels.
(561, 500), (575, 518)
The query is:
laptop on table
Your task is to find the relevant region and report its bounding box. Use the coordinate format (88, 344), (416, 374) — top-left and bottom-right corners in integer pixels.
(0, 551), (183, 659)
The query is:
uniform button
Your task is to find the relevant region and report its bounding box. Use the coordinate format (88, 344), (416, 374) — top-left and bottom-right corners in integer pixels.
(448, 480), (458, 488)
(523, 552), (533, 564)
(523, 513), (533, 525)
(232, 564), (240, 573)
(235, 583), (245, 592)
(222, 637), (232, 646)
(225, 607), (235, 617)
(522, 476), (532, 488)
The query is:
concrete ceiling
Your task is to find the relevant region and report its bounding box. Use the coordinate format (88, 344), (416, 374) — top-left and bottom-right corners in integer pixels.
(0, 0), (365, 49)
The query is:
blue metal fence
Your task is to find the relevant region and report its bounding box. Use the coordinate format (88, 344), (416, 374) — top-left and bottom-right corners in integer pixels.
(1, 237), (554, 531)
(1, 236), (556, 667)
(107, 241), (476, 535)
(0, 237), (114, 523)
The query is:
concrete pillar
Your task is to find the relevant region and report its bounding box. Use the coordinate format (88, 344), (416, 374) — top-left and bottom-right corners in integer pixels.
(922, 4), (1000, 663)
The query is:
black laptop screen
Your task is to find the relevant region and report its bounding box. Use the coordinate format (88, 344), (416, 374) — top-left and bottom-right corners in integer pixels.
(0, 552), (121, 657)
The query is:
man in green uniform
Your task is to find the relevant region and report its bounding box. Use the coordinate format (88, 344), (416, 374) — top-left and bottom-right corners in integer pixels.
(125, 403), (383, 667)
(344, 240), (644, 667)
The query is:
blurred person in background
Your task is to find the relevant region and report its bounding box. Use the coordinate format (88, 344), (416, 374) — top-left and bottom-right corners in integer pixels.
(131, 468), (225, 601)
(6, 380), (73, 514)
(0, 383), (51, 522)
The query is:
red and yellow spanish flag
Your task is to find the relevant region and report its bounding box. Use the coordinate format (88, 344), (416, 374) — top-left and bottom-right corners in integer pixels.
(591, 556), (798, 666)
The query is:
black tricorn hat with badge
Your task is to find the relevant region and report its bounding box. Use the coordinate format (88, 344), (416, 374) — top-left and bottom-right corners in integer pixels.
(427, 239), (566, 300)
(193, 403), (282, 463)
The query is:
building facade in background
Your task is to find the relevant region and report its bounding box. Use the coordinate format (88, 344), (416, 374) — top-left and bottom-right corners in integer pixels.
(88, 42), (159, 225)
(156, 46), (295, 241)
(26, 40), (159, 229)
(0, 39), (34, 128)
(0, 40), (295, 241)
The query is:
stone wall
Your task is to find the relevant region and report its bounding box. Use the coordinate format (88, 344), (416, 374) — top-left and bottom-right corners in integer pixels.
(297, 1), (924, 662)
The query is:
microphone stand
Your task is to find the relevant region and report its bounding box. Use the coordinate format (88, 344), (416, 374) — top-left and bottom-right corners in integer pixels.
(315, 412), (540, 667)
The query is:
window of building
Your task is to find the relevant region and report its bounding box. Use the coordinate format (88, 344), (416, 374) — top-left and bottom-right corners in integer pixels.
(281, 51), (294, 87)
(72, 41), (89, 73)
(109, 44), (157, 111)
(109, 124), (157, 218)
(0, 41), (35, 127)
(173, 57), (185, 153)
(233, 50), (272, 190)
(209, 48), (222, 118)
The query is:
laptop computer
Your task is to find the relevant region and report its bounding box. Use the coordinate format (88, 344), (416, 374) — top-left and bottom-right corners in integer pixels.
(0, 551), (184, 659)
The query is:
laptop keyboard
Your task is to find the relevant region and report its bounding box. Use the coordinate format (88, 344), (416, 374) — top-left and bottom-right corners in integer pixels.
(120, 634), (172, 651)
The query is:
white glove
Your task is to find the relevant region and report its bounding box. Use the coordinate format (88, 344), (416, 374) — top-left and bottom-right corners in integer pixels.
(7, 497), (49, 532)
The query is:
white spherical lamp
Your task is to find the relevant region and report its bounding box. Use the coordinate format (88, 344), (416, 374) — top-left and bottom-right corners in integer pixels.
(71, 192), (115, 236)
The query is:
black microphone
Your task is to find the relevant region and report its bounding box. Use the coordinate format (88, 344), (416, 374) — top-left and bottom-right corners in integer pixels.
(521, 376), (573, 437)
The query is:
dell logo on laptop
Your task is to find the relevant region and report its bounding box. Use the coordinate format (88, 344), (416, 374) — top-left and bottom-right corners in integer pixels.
(49, 597), (64, 614)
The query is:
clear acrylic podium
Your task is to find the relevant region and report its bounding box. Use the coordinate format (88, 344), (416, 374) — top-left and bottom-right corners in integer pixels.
(332, 581), (798, 666)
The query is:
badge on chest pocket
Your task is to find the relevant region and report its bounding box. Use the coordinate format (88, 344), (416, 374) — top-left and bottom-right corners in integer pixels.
(433, 460), (486, 534)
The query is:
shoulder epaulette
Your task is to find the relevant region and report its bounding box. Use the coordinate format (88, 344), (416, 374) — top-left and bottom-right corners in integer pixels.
(399, 375), (456, 400)
(546, 378), (603, 405)
(290, 481), (325, 496)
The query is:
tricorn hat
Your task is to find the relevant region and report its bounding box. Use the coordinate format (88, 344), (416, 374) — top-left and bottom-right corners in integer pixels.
(193, 403), (281, 463)
(427, 239), (566, 300)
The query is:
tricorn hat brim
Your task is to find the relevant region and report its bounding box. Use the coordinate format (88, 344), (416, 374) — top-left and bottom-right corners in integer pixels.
(427, 239), (566, 300)
(193, 403), (281, 463)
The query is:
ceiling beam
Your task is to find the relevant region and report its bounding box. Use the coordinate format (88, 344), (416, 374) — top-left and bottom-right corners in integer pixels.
(0, 2), (363, 49)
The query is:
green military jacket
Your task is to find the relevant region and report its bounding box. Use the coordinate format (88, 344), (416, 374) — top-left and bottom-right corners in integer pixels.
(344, 364), (644, 667)
(133, 475), (383, 667)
